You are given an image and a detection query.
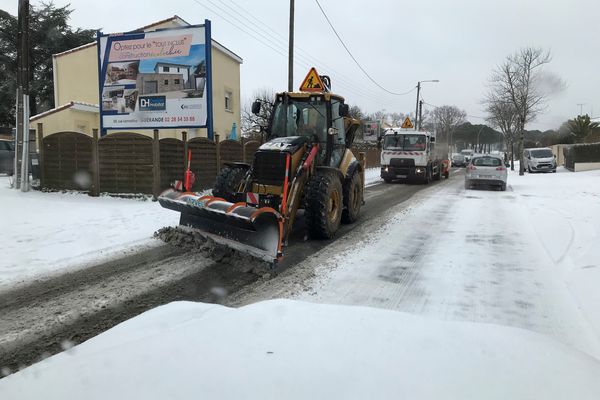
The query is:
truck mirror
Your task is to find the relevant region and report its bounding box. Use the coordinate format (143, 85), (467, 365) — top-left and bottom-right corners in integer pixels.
(251, 101), (261, 115)
(430, 136), (436, 143)
(339, 104), (349, 117)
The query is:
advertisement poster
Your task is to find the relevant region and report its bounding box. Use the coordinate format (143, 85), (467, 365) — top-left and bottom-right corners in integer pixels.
(97, 25), (210, 131)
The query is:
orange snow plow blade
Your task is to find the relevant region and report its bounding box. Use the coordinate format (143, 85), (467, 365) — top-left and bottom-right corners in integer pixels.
(158, 189), (284, 263)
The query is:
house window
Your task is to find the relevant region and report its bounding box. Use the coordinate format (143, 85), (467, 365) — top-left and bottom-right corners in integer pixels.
(163, 66), (170, 72)
(225, 90), (233, 111)
(174, 79), (180, 85)
(164, 79), (169, 85)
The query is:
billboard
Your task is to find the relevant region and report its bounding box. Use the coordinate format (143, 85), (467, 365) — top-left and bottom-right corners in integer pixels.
(97, 23), (212, 134)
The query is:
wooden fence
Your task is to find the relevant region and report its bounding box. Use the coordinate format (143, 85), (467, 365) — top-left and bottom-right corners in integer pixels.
(37, 124), (381, 196)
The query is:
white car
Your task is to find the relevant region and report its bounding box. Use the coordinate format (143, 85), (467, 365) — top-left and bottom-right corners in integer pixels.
(523, 148), (557, 173)
(465, 155), (507, 191)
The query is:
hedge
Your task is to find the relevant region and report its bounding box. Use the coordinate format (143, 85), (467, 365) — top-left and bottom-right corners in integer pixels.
(564, 142), (600, 170)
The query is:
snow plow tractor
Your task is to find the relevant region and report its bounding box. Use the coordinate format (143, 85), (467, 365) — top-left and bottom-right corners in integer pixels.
(159, 80), (364, 263)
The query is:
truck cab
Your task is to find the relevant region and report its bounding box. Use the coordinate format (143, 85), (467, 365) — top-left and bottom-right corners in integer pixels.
(380, 129), (441, 183)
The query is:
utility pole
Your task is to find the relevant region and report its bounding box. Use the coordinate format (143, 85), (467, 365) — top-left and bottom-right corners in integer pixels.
(20, 0), (31, 192)
(15, 0), (30, 190)
(418, 100), (423, 130)
(577, 103), (585, 116)
(287, 0), (295, 92)
(414, 81), (421, 130)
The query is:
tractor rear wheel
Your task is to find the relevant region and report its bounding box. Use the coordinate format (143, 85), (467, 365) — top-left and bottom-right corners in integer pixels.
(213, 165), (246, 202)
(342, 171), (362, 224)
(305, 171), (343, 239)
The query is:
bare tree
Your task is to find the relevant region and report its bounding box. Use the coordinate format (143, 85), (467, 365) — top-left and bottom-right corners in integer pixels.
(432, 105), (467, 153)
(348, 105), (365, 121)
(488, 47), (564, 175)
(484, 94), (519, 170)
(241, 88), (275, 138)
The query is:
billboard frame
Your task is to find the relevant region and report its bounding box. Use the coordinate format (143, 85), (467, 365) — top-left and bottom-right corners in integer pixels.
(96, 20), (214, 139)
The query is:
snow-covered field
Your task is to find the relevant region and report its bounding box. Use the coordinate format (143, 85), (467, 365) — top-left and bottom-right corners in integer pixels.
(2, 299), (599, 400)
(296, 167), (600, 358)
(0, 177), (178, 290)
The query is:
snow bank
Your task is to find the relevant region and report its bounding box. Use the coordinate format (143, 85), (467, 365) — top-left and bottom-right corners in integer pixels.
(364, 167), (382, 186)
(0, 177), (178, 290)
(1, 299), (599, 399)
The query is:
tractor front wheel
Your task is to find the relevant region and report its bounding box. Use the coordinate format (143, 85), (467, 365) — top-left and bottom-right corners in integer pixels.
(305, 171), (343, 239)
(213, 165), (246, 202)
(342, 171), (363, 224)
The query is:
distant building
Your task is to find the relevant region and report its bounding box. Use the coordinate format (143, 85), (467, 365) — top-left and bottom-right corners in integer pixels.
(31, 16), (242, 140)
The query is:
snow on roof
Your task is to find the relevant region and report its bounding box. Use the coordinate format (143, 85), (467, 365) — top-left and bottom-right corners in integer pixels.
(30, 102), (99, 122)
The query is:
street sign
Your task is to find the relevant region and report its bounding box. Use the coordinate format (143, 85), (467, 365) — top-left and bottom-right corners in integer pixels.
(401, 117), (414, 129)
(299, 67), (325, 92)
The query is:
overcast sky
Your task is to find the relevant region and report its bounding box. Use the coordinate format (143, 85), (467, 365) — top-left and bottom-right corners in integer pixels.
(3, 0), (598, 130)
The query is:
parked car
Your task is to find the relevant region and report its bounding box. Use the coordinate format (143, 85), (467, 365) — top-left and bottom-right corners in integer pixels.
(0, 139), (15, 175)
(465, 155), (507, 191)
(523, 148), (557, 173)
(451, 153), (466, 167)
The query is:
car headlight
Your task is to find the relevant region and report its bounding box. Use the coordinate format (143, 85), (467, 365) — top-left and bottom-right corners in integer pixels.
(415, 168), (423, 173)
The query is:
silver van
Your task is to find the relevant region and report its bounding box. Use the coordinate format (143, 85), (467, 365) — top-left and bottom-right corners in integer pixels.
(523, 148), (556, 173)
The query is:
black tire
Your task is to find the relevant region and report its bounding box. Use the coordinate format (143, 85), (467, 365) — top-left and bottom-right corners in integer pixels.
(444, 172), (449, 179)
(305, 171), (343, 239)
(464, 180), (471, 190)
(527, 165), (532, 173)
(433, 164), (441, 181)
(383, 178), (393, 183)
(500, 183), (506, 191)
(342, 171), (362, 224)
(424, 166), (432, 184)
(213, 165), (246, 201)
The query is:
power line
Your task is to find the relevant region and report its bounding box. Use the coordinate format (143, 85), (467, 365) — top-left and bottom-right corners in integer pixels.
(314, 0), (416, 96)
(191, 0), (393, 107)
(217, 0), (396, 100)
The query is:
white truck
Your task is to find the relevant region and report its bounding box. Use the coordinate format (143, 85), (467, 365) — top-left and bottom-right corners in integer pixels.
(380, 128), (447, 183)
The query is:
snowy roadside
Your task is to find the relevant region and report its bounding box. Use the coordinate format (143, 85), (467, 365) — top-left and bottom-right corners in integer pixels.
(0, 177), (179, 291)
(364, 167), (382, 186)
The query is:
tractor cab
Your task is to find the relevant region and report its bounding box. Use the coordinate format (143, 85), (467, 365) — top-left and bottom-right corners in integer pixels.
(253, 92), (358, 168)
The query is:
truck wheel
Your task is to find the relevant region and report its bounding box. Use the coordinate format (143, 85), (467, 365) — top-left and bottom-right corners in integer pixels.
(383, 178), (393, 183)
(305, 171), (343, 239)
(213, 165), (246, 202)
(342, 171), (362, 224)
(424, 167), (432, 184)
(433, 165), (441, 181)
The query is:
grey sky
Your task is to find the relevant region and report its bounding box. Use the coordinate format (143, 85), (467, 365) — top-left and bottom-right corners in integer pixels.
(3, 0), (598, 130)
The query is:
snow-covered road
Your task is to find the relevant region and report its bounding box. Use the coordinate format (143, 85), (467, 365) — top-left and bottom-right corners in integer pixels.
(234, 167), (600, 359)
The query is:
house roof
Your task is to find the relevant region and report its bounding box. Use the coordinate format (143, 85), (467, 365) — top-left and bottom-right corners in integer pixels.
(53, 16), (243, 64)
(30, 102), (99, 122)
